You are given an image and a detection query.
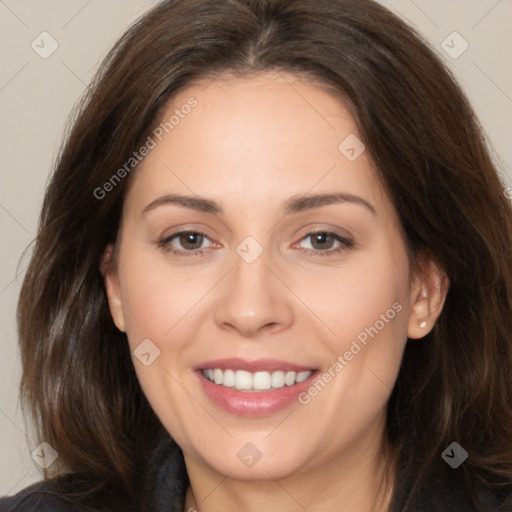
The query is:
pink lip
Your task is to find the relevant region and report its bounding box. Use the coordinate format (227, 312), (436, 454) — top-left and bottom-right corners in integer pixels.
(194, 359), (317, 417)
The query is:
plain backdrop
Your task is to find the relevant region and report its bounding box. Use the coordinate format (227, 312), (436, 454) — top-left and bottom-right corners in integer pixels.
(0, 0), (511, 496)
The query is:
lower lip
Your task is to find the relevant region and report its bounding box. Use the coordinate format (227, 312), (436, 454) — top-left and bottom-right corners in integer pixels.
(196, 371), (317, 416)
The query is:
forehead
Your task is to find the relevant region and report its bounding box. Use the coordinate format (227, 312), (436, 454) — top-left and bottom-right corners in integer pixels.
(125, 71), (390, 217)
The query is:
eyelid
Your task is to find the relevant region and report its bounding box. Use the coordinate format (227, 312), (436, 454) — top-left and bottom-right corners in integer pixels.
(290, 227), (355, 257)
(293, 225), (353, 244)
(160, 229), (216, 247)
(160, 229), (210, 244)
(157, 222), (218, 244)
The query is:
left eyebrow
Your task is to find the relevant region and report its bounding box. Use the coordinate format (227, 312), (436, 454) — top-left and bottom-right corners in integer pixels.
(283, 193), (377, 216)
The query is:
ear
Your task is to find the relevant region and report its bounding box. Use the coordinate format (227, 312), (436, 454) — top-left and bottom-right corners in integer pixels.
(100, 244), (126, 333)
(407, 253), (449, 339)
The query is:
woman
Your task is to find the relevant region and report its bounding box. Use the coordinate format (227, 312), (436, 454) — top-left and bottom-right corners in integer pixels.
(1, 0), (512, 510)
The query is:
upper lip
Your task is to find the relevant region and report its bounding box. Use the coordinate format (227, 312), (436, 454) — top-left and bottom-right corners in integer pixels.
(193, 358), (316, 373)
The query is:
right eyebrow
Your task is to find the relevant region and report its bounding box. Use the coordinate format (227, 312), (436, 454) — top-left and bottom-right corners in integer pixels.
(142, 194), (222, 215)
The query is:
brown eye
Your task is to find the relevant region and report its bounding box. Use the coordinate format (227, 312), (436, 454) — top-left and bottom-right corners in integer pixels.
(158, 230), (213, 255)
(177, 232), (205, 250)
(309, 232), (336, 250)
(296, 231), (353, 256)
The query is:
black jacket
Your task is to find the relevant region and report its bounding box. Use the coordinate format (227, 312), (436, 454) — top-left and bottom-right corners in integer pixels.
(1, 439), (511, 511)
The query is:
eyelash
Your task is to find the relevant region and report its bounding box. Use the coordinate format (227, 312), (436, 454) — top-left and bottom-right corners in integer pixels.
(157, 230), (212, 258)
(157, 230), (353, 258)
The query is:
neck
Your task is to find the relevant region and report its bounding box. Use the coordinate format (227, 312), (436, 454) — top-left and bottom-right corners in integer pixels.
(183, 430), (396, 512)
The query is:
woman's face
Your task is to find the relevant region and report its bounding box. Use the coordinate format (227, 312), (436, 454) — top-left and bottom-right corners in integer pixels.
(104, 71), (435, 480)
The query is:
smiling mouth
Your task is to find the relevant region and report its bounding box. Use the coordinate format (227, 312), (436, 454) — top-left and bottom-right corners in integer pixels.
(201, 368), (313, 392)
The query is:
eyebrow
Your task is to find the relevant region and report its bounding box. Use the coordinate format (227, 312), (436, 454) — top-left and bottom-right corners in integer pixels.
(142, 192), (377, 216)
(283, 193), (376, 216)
(143, 194), (221, 215)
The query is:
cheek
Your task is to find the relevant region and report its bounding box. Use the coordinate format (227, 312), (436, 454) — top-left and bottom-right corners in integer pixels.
(115, 249), (202, 442)
(295, 247), (410, 415)
(117, 247), (206, 346)
(293, 248), (410, 351)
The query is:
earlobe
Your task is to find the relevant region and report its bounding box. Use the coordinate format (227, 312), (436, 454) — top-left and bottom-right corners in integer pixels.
(100, 245), (126, 333)
(407, 258), (449, 340)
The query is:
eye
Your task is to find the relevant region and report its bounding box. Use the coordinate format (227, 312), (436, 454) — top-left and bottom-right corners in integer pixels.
(158, 230), (213, 256)
(296, 231), (353, 256)
(157, 229), (352, 258)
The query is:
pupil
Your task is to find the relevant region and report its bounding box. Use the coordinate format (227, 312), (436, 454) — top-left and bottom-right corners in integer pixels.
(312, 233), (333, 250)
(180, 232), (202, 249)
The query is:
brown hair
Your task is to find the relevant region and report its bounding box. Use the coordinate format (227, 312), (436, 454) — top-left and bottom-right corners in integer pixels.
(17, 0), (512, 509)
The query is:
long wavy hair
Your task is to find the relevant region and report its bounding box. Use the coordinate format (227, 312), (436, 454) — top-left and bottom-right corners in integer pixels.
(17, 0), (512, 510)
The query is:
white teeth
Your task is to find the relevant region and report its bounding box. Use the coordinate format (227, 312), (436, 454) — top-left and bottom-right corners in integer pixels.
(285, 371), (296, 386)
(235, 370), (252, 390)
(296, 371), (310, 383)
(253, 371), (271, 390)
(223, 369), (235, 387)
(271, 370), (285, 389)
(202, 368), (312, 391)
(214, 368), (223, 385)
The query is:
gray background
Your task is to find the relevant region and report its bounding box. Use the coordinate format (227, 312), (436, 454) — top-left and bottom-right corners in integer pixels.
(1, 0), (511, 495)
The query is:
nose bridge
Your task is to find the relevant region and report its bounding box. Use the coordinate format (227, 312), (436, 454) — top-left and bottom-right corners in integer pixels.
(213, 240), (294, 336)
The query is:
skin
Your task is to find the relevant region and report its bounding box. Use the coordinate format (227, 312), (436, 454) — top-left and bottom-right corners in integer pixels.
(103, 71), (448, 512)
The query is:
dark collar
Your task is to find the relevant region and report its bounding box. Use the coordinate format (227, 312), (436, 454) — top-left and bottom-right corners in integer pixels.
(143, 437), (188, 512)
(143, 437), (512, 512)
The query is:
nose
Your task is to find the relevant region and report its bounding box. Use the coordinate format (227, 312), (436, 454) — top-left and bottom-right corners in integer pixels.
(213, 249), (294, 338)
